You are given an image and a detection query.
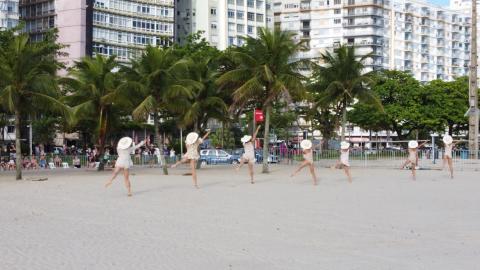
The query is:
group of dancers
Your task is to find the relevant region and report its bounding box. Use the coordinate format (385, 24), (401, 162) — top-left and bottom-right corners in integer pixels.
(105, 126), (459, 196)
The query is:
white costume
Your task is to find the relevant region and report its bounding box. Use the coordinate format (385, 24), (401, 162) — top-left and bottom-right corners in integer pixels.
(115, 141), (145, 169)
(340, 149), (350, 167)
(185, 139), (203, 160)
(242, 141), (255, 162)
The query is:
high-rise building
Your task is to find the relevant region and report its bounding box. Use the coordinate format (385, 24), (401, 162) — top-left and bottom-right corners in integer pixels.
(274, 0), (471, 82)
(19, 0), (175, 65)
(176, 0), (274, 50)
(0, 0), (19, 29)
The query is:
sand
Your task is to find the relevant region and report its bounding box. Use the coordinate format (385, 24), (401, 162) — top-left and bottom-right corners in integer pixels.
(1, 165), (479, 270)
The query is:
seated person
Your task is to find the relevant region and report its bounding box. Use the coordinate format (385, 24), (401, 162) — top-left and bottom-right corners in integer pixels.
(73, 156), (81, 168)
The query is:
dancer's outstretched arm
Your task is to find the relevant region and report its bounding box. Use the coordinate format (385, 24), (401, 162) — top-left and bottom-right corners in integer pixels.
(202, 130), (211, 140)
(252, 125), (261, 141)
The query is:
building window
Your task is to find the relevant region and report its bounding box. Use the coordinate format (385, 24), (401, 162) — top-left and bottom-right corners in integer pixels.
(237, 24), (245, 33)
(334, 0), (341, 4)
(237, 0), (244, 5)
(228, 23), (235, 31)
(334, 18), (341, 24)
(247, 25), (254, 34)
(211, 8), (216, 15)
(211, 23), (217, 29)
(237, 10), (244, 19)
(228, 9), (235, 18)
(256, 13), (264, 22)
(247, 12), (255, 21)
(247, 0), (254, 7)
(228, 36), (235, 46)
(7, 126), (14, 133)
(334, 9), (341, 14)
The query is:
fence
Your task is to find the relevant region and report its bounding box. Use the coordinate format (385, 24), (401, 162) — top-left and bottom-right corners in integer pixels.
(1, 149), (480, 171)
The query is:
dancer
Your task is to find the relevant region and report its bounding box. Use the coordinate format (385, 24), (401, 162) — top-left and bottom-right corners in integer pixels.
(442, 135), (458, 179)
(171, 130), (211, 188)
(290, 139), (318, 185)
(331, 141), (352, 183)
(401, 140), (428, 180)
(236, 125), (261, 184)
(105, 137), (145, 197)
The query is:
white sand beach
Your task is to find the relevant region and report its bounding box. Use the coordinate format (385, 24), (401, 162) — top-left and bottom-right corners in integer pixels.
(1, 165), (479, 270)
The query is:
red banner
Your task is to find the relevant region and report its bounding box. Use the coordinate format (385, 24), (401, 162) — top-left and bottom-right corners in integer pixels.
(254, 109), (264, 123)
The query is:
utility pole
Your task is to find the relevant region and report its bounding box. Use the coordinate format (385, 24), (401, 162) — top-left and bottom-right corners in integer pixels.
(469, 0), (479, 159)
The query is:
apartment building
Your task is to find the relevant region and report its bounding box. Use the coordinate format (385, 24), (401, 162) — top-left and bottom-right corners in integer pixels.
(274, 0), (471, 82)
(176, 0), (274, 50)
(19, 0), (175, 64)
(0, 0), (19, 29)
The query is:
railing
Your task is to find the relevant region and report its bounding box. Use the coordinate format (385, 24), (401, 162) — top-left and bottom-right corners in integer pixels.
(2, 149), (480, 171)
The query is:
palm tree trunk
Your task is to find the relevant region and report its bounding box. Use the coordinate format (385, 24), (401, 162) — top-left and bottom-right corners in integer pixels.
(341, 101), (347, 142)
(262, 105), (271, 174)
(14, 109), (22, 180)
(153, 112), (168, 175)
(97, 108), (107, 171)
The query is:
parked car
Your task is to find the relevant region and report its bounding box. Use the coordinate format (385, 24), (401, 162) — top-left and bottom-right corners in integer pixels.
(199, 149), (239, 166)
(228, 148), (279, 164)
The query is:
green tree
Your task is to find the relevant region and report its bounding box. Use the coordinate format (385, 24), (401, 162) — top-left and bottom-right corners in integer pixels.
(311, 45), (380, 141)
(126, 46), (197, 175)
(62, 55), (131, 170)
(0, 30), (66, 179)
(422, 77), (469, 135)
(348, 70), (424, 140)
(217, 27), (306, 173)
(209, 127), (235, 149)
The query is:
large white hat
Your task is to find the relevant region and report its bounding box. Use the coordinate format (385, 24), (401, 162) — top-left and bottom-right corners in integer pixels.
(241, 135), (252, 143)
(408, 140), (418, 149)
(443, 135), (453, 145)
(185, 132), (199, 145)
(300, 139), (312, 149)
(340, 141), (350, 150)
(117, 137), (133, 150)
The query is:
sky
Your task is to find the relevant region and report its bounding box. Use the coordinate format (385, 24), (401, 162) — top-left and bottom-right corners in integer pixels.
(428, 0), (450, 6)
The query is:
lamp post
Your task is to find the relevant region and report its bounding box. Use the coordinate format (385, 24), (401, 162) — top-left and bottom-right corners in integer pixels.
(468, 0), (479, 159)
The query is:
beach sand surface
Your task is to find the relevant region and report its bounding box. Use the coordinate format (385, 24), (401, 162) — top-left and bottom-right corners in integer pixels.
(1, 165), (479, 270)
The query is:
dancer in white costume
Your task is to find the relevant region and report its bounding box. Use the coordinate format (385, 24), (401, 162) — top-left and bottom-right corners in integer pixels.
(171, 130), (211, 188)
(290, 139), (318, 185)
(332, 141), (352, 183)
(105, 137), (145, 196)
(442, 135), (458, 179)
(401, 140), (428, 180)
(236, 125), (261, 184)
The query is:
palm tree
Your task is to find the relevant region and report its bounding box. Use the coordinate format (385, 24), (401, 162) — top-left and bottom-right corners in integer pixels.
(311, 45), (380, 141)
(0, 30), (66, 179)
(217, 27), (306, 173)
(125, 46), (197, 175)
(180, 57), (228, 131)
(62, 55), (131, 170)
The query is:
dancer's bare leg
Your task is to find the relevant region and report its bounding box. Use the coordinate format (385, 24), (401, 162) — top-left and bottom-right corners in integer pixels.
(236, 158), (246, 172)
(105, 167), (121, 187)
(401, 160), (410, 169)
(291, 161), (308, 177)
(344, 166), (352, 183)
(447, 157), (454, 179)
(411, 164), (416, 181)
(171, 157), (187, 168)
(309, 163), (318, 185)
(247, 162), (254, 184)
(123, 169), (132, 196)
(190, 159), (198, 188)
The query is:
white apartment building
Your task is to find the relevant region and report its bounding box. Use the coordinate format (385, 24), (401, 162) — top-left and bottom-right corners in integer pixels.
(0, 0), (19, 29)
(176, 0), (274, 50)
(274, 0), (471, 82)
